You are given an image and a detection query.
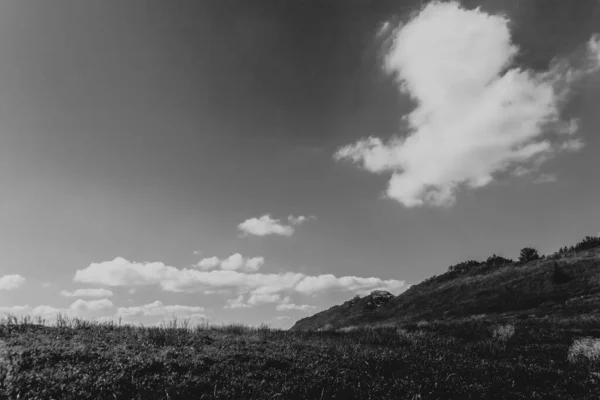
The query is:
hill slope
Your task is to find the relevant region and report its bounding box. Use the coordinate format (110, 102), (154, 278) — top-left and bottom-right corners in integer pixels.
(292, 247), (600, 331)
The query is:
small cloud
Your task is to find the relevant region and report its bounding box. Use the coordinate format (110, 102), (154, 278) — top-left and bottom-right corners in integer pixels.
(225, 295), (252, 309)
(60, 288), (114, 298)
(196, 254), (265, 272)
(560, 138), (585, 152)
(193, 250), (202, 256)
(238, 214), (313, 237)
(220, 253), (245, 271)
(197, 256), (220, 270)
(69, 298), (114, 312)
(533, 174), (557, 184)
(0, 274), (25, 291)
(41, 282), (53, 288)
(275, 316), (290, 321)
(244, 257), (265, 272)
(276, 303), (316, 312)
(238, 215), (294, 237)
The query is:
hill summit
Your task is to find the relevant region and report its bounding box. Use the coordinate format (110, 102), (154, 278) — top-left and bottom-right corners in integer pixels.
(291, 237), (600, 331)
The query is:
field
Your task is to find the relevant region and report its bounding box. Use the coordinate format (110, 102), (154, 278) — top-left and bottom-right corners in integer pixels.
(1, 315), (600, 399)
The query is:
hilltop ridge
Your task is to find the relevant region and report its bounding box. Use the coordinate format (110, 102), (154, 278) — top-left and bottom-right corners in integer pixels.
(291, 237), (600, 331)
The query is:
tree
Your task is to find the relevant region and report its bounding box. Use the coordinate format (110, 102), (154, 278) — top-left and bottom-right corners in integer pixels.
(519, 247), (540, 263)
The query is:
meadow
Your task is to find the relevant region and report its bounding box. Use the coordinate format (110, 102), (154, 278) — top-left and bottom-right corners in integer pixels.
(1, 314), (600, 399)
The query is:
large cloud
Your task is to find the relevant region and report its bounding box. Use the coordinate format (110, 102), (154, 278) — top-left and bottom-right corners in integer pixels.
(74, 257), (407, 308)
(0, 274), (25, 291)
(237, 214), (313, 237)
(335, 1), (600, 207)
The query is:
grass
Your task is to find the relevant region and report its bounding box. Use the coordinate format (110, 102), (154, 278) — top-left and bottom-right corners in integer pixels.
(1, 315), (600, 399)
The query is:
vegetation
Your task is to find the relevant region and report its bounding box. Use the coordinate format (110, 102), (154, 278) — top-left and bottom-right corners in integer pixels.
(3, 234), (600, 398)
(519, 247), (541, 263)
(2, 315), (600, 399)
(551, 236), (600, 259)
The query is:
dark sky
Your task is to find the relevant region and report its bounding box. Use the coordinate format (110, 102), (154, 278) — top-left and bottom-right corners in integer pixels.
(0, 0), (599, 327)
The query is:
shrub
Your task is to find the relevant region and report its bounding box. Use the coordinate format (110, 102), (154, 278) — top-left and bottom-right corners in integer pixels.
(518, 247), (540, 263)
(485, 254), (513, 267)
(492, 324), (515, 342)
(568, 337), (600, 364)
(448, 260), (481, 274)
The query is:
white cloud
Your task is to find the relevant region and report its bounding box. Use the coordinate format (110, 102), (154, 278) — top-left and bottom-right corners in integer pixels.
(294, 274), (406, 296)
(74, 258), (408, 303)
(247, 292), (281, 305)
(69, 298), (114, 312)
(225, 295), (252, 309)
(196, 254), (264, 272)
(0, 275), (25, 291)
(244, 257), (265, 272)
(238, 214), (313, 237)
(116, 301), (205, 320)
(60, 288), (114, 298)
(220, 253), (245, 271)
(335, 1), (597, 207)
(588, 34), (600, 69)
(197, 256), (220, 270)
(276, 303), (316, 312)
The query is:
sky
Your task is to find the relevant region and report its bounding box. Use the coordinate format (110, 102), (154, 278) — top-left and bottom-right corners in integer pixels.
(0, 0), (599, 329)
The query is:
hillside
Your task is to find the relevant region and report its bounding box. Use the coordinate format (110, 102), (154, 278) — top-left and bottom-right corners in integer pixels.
(292, 242), (600, 331)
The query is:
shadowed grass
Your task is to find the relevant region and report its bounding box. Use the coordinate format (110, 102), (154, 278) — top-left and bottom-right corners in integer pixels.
(0, 315), (599, 399)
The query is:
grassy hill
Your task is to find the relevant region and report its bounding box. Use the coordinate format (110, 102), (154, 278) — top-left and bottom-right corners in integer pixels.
(292, 240), (600, 331)
(3, 236), (600, 399)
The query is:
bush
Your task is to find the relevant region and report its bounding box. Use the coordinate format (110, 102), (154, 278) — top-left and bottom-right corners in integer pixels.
(485, 254), (513, 267)
(492, 324), (515, 342)
(448, 260), (481, 274)
(568, 337), (600, 364)
(518, 247), (540, 263)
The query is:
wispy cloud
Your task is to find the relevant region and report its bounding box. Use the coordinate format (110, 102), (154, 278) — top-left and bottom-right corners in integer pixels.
(237, 214), (314, 237)
(335, 1), (600, 207)
(0, 274), (25, 291)
(60, 288), (114, 298)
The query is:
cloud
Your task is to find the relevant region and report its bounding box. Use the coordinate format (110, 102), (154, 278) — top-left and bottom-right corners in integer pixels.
(294, 274), (406, 296)
(69, 298), (114, 312)
(115, 301), (205, 321)
(335, 1), (598, 207)
(533, 173), (557, 184)
(74, 258), (408, 305)
(225, 295), (252, 309)
(276, 303), (316, 312)
(220, 253), (245, 271)
(244, 257), (265, 272)
(0, 275), (25, 290)
(197, 256), (221, 270)
(238, 214), (313, 237)
(60, 288), (114, 298)
(196, 254), (265, 272)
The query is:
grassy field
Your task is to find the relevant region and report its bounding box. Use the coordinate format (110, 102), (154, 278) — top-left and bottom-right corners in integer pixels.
(1, 315), (600, 399)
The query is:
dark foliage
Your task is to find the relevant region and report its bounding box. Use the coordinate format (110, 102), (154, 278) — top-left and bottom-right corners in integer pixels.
(1, 317), (600, 399)
(519, 247), (540, 263)
(447, 260), (481, 274)
(551, 236), (600, 259)
(552, 262), (574, 284)
(486, 254), (514, 267)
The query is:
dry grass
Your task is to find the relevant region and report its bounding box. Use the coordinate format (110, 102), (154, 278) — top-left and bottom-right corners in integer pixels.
(0, 315), (599, 399)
